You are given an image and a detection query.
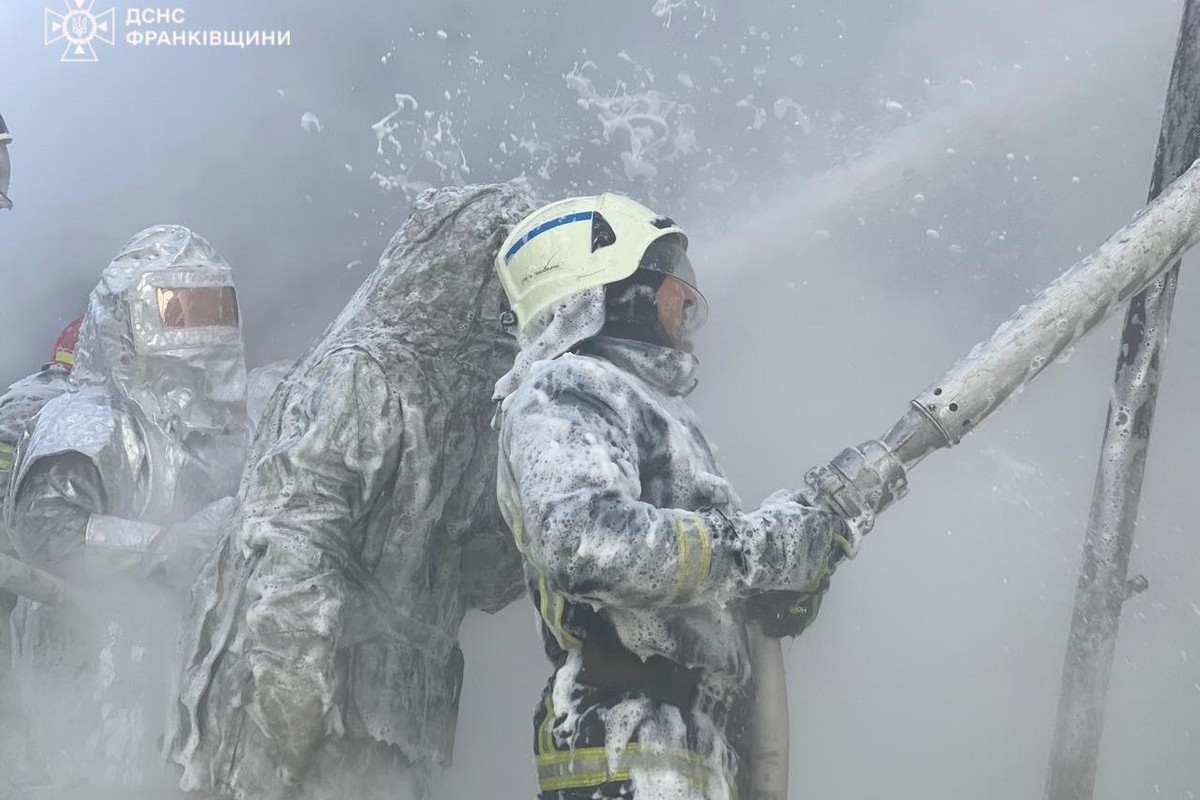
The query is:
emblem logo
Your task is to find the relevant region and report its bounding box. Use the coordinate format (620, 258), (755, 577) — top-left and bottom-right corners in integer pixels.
(46, 0), (116, 63)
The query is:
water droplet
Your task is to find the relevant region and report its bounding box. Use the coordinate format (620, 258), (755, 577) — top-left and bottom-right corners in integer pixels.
(300, 111), (323, 134)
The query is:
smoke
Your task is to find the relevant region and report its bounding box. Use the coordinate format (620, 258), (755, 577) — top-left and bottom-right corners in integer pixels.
(2, 0), (1198, 798)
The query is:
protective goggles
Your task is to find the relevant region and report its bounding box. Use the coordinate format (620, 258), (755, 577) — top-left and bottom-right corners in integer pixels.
(155, 286), (239, 329)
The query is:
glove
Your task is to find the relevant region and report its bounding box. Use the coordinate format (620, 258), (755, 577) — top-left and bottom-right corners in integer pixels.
(747, 489), (853, 639)
(84, 496), (239, 589)
(801, 439), (909, 558)
(151, 496), (240, 588)
(769, 485), (864, 562)
(748, 577), (830, 638)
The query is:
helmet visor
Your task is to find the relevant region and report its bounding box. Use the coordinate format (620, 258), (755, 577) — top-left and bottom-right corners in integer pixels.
(156, 286), (240, 329)
(639, 236), (701, 290)
(655, 275), (708, 344)
(639, 236), (708, 343)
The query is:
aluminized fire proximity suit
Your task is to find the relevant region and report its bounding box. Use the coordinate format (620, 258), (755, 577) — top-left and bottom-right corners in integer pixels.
(0, 365), (72, 560)
(0, 319), (81, 795)
(0, 318), (82, 562)
(166, 183), (533, 800)
(0, 363), (72, 671)
(5, 225), (249, 799)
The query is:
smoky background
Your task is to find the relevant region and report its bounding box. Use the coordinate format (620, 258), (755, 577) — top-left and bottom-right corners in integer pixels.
(2, 0), (1199, 798)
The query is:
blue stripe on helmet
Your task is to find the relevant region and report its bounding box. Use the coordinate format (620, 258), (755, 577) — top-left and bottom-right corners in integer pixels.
(504, 210), (593, 263)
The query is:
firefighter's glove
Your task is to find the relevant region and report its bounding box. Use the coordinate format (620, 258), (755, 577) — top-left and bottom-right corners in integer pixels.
(787, 486), (867, 563)
(152, 496), (239, 588)
(748, 579), (830, 638)
(85, 497), (238, 588)
(745, 490), (854, 639)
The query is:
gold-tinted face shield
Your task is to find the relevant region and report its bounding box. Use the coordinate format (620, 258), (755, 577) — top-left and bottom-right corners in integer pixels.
(155, 286), (240, 329)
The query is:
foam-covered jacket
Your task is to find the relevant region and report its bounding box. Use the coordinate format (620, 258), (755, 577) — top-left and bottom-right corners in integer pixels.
(167, 183), (533, 800)
(497, 335), (847, 701)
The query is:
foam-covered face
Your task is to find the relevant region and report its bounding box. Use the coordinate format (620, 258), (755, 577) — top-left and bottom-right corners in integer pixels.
(0, 143), (12, 211)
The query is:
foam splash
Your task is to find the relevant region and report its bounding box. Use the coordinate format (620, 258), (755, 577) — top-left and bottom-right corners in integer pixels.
(564, 60), (698, 181)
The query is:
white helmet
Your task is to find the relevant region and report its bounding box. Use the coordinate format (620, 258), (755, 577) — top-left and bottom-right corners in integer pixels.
(496, 193), (704, 332)
(492, 193), (708, 399)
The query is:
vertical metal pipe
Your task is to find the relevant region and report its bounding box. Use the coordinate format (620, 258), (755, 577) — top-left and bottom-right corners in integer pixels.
(1044, 4), (1200, 798)
(747, 623), (790, 800)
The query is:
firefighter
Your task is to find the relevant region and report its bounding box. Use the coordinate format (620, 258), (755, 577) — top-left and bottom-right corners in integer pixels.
(494, 194), (865, 799)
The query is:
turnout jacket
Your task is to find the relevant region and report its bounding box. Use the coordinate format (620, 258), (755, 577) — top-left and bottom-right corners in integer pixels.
(497, 335), (846, 701)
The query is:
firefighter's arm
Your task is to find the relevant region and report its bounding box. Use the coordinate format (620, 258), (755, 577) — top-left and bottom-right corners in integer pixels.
(8, 452), (105, 572)
(501, 360), (849, 610)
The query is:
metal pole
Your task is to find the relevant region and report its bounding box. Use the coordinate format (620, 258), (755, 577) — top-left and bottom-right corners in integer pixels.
(1045, 4), (1200, 798)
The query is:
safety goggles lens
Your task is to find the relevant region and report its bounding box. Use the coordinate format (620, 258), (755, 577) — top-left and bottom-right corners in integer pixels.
(156, 286), (239, 329)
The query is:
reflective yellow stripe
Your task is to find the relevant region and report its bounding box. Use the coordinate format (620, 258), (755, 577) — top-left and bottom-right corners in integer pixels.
(801, 534), (837, 592)
(513, 518), (527, 551)
(53, 348), (75, 368)
(540, 767), (633, 792)
(693, 515), (713, 588)
(669, 516), (694, 603)
(536, 743), (715, 768)
(535, 570), (581, 650)
(669, 514), (714, 604)
(535, 742), (734, 797)
(503, 484), (580, 651)
(0, 442), (14, 472)
(538, 693), (556, 756)
(537, 571), (555, 631)
(551, 590), (580, 648)
(498, 482), (526, 549)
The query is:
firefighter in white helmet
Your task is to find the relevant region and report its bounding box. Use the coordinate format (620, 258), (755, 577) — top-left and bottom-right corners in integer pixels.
(493, 194), (865, 799)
